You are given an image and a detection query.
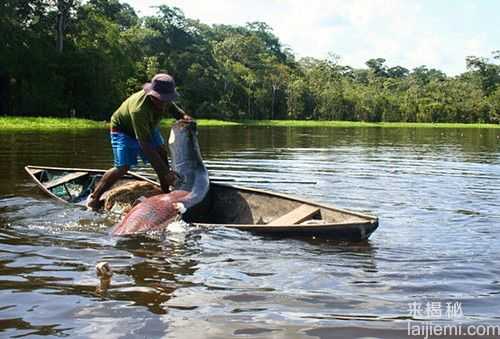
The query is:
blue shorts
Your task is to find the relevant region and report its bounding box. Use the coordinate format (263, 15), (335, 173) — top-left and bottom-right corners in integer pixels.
(111, 128), (165, 168)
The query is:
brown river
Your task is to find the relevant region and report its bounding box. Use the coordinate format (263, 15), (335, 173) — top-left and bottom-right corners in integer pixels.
(0, 126), (499, 338)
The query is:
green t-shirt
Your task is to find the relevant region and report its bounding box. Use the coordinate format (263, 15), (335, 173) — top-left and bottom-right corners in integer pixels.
(110, 90), (183, 142)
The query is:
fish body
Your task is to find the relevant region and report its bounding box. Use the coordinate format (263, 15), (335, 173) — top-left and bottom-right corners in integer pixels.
(112, 190), (189, 235)
(112, 121), (209, 235)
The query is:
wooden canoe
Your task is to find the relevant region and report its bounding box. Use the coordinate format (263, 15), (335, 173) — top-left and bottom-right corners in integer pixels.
(25, 165), (379, 240)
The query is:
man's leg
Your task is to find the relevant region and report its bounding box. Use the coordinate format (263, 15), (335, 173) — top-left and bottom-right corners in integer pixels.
(87, 130), (138, 210)
(86, 165), (129, 210)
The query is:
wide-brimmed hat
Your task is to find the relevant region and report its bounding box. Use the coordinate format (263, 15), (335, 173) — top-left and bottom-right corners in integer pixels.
(143, 73), (179, 102)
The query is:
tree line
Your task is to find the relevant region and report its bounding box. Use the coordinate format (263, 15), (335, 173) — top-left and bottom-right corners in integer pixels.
(1, 0), (499, 123)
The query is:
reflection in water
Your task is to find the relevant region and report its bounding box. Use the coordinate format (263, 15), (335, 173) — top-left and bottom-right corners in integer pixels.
(0, 126), (499, 338)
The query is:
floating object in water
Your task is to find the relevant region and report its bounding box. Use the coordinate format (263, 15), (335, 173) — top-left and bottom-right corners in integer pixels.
(95, 261), (113, 294)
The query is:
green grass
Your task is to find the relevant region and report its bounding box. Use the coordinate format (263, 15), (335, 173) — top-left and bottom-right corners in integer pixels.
(237, 120), (500, 128)
(160, 118), (240, 127)
(0, 116), (107, 130)
(1, 116), (499, 130)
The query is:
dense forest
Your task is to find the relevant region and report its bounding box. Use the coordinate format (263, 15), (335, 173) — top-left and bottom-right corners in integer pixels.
(1, 0), (499, 123)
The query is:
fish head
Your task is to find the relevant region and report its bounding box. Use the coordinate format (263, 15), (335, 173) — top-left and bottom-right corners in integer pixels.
(170, 120), (197, 143)
(168, 120), (203, 172)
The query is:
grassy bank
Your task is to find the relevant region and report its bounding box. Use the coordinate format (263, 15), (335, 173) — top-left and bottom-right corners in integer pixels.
(0, 117), (107, 130)
(0, 117), (240, 130)
(164, 119), (241, 127)
(239, 120), (500, 128)
(1, 116), (499, 130)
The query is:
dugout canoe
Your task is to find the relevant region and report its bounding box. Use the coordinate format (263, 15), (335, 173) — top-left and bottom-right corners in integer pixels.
(25, 165), (379, 240)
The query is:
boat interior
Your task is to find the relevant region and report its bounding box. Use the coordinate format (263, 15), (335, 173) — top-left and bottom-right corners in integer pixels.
(27, 167), (375, 229)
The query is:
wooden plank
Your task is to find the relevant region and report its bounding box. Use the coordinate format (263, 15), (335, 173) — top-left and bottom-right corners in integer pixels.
(29, 168), (44, 176)
(45, 171), (88, 189)
(268, 204), (320, 226)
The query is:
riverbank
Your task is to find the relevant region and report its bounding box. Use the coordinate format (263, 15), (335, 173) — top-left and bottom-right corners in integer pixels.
(0, 117), (238, 130)
(1, 116), (499, 130)
(0, 117), (108, 130)
(238, 120), (500, 128)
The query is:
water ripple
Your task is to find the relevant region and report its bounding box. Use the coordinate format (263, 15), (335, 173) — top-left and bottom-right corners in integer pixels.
(0, 127), (499, 337)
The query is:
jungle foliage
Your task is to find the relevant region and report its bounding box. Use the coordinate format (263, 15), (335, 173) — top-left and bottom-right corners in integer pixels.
(1, 0), (499, 123)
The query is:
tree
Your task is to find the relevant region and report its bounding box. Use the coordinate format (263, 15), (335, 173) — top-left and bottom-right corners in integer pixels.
(1, 1), (498, 124)
(366, 58), (388, 77)
(56, 0), (76, 53)
(87, 0), (138, 29)
(466, 54), (500, 95)
(387, 66), (409, 79)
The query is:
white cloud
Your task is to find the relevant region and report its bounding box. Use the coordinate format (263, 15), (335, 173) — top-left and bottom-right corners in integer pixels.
(124, 0), (496, 75)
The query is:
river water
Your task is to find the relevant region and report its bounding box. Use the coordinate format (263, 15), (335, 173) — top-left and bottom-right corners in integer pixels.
(0, 126), (499, 338)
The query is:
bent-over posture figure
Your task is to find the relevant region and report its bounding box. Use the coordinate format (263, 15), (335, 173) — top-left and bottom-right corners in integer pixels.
(86, 73), (191, 210)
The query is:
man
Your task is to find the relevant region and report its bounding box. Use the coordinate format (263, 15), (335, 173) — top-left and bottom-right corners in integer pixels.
(86, 73), (191, 210)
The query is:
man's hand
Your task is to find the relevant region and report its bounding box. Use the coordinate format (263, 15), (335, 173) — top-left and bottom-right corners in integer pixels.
(171, 102), (192, 122)
(158, 170), (177, 193)
(138, 140), (174, 193)
(165, 171), (177, 187)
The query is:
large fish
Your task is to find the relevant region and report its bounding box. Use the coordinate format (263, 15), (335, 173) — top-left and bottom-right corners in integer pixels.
(112, 120), (210, 236)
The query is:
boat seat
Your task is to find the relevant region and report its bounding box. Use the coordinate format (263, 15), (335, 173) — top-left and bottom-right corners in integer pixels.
(268, 204), (320, 226)
(45, 171), (88, 189)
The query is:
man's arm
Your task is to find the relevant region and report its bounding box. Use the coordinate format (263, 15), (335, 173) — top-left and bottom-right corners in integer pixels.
(130, 108), (177, 192)
(171, 102), (192, 121)
(138, 140), (176, 193)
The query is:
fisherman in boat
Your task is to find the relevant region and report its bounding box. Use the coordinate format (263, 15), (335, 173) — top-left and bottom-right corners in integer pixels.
(86, 73), (192, 210)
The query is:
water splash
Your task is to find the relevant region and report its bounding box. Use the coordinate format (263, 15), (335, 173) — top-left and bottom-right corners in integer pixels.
(163, 218), (191, 244)
(166, 218), (190, 233)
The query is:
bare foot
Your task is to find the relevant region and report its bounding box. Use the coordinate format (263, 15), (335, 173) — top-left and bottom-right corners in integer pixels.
(86, 195), (100, 210)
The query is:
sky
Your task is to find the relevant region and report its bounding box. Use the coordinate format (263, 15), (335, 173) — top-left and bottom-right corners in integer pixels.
(124, 0), (500, 75)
